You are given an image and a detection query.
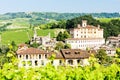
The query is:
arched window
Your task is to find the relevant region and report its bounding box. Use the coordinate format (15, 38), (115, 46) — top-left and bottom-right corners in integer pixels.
(26, 55), (28, 59)
(45, 54), (47, 58)
(19, 55), (21, 58)
(35, 60), (38, 66)
(68, 60), (73, 65)
(39, 55), (41, 59)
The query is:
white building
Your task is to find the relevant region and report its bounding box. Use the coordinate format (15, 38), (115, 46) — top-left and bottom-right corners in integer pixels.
(66, 20), (105, 49)
(17, 47), (48, 68)
(17, 44), (95, 67)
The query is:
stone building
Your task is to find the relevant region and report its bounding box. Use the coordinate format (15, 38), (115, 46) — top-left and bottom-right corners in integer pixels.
(30, 29), (56, 49)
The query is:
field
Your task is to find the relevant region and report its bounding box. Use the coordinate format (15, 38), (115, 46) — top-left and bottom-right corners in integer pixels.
(1, 29), (57, 45)
(97, 18), (120, 23)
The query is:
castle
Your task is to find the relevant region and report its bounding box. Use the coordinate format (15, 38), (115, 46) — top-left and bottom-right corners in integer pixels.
(65, 20), (105, 49)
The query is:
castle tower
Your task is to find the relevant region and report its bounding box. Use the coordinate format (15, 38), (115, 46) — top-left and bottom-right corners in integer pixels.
(82, 20), (87, 27)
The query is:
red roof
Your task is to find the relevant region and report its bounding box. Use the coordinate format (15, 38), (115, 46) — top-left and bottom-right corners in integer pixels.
(17, 47), (46, 55)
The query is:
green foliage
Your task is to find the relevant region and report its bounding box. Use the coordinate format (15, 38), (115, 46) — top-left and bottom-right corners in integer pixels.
(95, 49), (108, 64)
(63, 31), (71, 39)
(56, 31), (64, 41)
(56, 31), (70, 41)
(55, 42), (64, 50)
(66, 15), (100, 29)
(64, 44), (71, 49)
(1, 29), (55, 44)
(30, 42), (39, 48)
(116, 48), (120, 58)
(0, 62), (120, 80)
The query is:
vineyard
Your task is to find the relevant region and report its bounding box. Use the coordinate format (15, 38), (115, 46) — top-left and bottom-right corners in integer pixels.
(0, 60), (120, 80)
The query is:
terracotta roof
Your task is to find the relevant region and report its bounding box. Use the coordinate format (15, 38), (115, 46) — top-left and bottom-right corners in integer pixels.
(72, 25), (103, 30)
(48, 51), (64, 59)
(100, 47), (115, 51)
(60, 49), (96, 59)
(16, 47), (47, 55)
(18, 43), (28, 47)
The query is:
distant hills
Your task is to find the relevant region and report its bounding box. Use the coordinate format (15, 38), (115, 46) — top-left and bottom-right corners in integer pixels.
(0, 12), (120, 20)
(0, 12), (120, 30)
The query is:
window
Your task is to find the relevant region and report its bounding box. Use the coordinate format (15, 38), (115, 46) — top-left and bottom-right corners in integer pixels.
(26, 55), (28, 59)
(65, 52), (71, 54)
(45, 54), (47, 58)
(77, 60), (80, 64)
(68, 60), (73, 65)
(19, 55), (21, 58)
(41, 60), (44, 65)
(59, 60), (62, 65)
(77, 34), (78, 36)
(75, 52), (80, 54)
(39, 55), (41, 59)
(35, 60), (38, 66)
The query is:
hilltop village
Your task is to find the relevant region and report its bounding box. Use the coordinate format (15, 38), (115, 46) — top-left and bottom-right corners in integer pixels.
(16, 20), (119, 68)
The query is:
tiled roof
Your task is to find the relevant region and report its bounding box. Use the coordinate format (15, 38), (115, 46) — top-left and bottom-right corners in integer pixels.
(16, 47), (46, 55)
(18, 43), (28, 47)
(48, 51), (64, 59)
(16, 48), (96, 59)
(60, 49), (96, 59)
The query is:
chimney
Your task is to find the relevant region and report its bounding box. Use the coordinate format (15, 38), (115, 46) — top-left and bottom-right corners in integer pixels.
(82, 20), (87, 27)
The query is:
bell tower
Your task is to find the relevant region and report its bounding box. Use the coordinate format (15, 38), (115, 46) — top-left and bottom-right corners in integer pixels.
(82, 20), (87, 27)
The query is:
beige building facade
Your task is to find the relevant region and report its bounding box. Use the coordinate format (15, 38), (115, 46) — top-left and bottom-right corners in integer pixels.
(66, 20), (105, 49)
(17, 45), (94, 67)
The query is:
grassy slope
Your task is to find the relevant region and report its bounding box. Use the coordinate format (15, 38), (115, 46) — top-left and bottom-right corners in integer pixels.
(1, 29), (56, 45)
(97, 18), (120, 23)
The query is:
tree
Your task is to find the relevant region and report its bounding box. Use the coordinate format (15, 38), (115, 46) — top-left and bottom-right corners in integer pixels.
(116, 48), (120, 58)
(64, 44), (71, 49)
(0, 32), (2, 43)
(95, 49), (108, 64)
(11, 41), (17, 52)
(56, 31), (71, 41)
(63, 31), (71, 40)
(55, 42), (64, 50)
(56, 31), (64, 41)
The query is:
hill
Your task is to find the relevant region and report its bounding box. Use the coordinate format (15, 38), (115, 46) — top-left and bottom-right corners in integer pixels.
(0, 12), (120, 29)
(1, 29), (58, 44)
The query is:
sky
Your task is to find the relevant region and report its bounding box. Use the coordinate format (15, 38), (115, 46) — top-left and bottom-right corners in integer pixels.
(0, 0), (120, 14)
